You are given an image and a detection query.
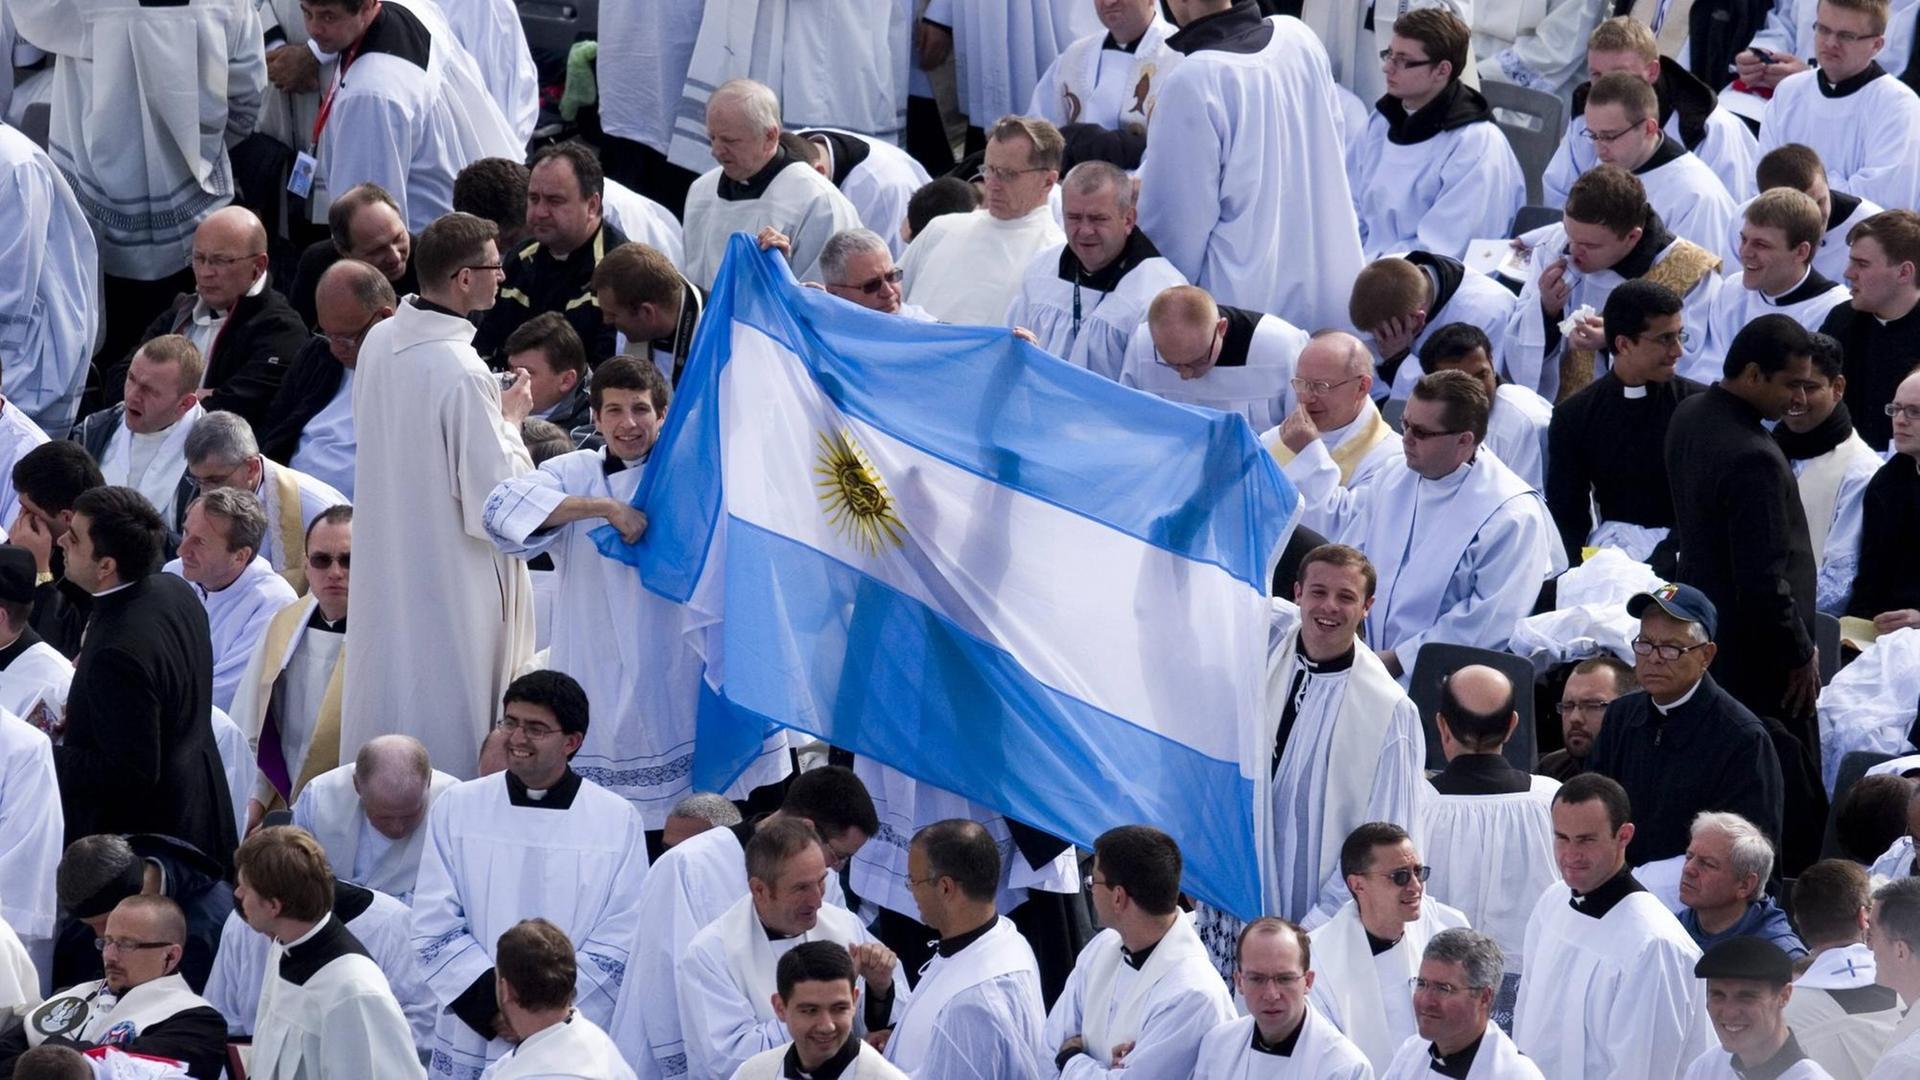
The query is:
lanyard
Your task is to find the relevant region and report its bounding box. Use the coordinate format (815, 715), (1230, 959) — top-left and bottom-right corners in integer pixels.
(1071, 275), (1083, 337)
(311, 37), (366, 146)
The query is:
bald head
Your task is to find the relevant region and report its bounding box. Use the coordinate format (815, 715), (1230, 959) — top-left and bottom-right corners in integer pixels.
(201, 205), (269, 251)
(1438, 664), (1518, 754)
(314, 259), (397, 368)
(1145, 286), (1227, 379)
(355, 735), (433, 840)
(192, 205), (270, 311)
(1293, 331), (1374, 431)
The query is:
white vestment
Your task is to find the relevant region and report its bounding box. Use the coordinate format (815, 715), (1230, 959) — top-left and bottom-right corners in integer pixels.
(343, 297), (534, 779)
(483, 448), (789, 826)
(900, 205), (1066, 328)
(923, 0), (1097, 129)
(212, 704), (256, 841)
(166, 556), (299, 713)
(0, 636), (71, 733)
(1308, 899), (1472, 1070)
(1871, 1010), (1920, 1080)
(1351, 100), (1525, 260)
(0, 915), (34, 1015)
(593, 0), (701, 154)
(1006, 239), (1185, 380)
(1786, 942), (1903, 1080)
(1795, 431), (1882, 614)
(0, 710), (60, 973)
(1484, 383), (1553, 493)
(1137, 16), (1364, 332)
(290, 368), (356, 500)
(1696, 267), (1852, 383)
(1758, 68), (1920, 215)
(800, 128), (929, 259)
(316, 0), (521, 230)
(250, 918), (424, 1080)
(1041, 915), (1235, 1080)
(1473, 0), (1611, 101)
(9, 0), (264, 279)
(291, 762), (459, 903)
(683, 161), (864, 290)
(1258, 601), (1426, 926)
(0, 129), (96, 437)
(1546, 94), (1760, 208)
(1191, 1007), (1373, 1079)
(882, 917), (1048, 1079)
(228, 594), (344, 808)
(678, 895), (906, 1080)
(602, 178), (687, 269)
(1633, 144), (1742, 267)
(1117, 312), (1308, 432)
(730, 1041), (907, 1080)
(1370, 255), (1525, 400)
(435, 0), (538, 144)
(21, 973), (211, 1050)
(252, 0), (324, 158)
(411, 771), (649, 1079)
(1420, 774), (1561, 975)
(1514, 880), (1710, 1080)
(1380, 1024), (1544, 1079)
(480, 1011), (638, 1080)
(253, 460), (348, 577)
(100, 404), (204, 525)
(1028, 18), (1181, 142)
(1684, 1046), (1836, 1079)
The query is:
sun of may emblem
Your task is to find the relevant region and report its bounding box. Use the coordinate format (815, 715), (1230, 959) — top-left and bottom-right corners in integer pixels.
(814, 428), (906, 555)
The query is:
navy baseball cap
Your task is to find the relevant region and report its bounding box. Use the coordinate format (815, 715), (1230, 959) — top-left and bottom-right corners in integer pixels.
(1626, 582), (1718, 640)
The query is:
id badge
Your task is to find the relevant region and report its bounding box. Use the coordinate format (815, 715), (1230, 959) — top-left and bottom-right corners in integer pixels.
(288, 151), (317, 198)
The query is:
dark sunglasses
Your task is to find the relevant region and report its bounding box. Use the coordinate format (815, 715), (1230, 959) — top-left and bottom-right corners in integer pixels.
(307, 552), (351, 570)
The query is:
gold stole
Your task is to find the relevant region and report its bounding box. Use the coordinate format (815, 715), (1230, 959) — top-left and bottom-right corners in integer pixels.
(254, 600), (346, 811)
(1558, 239), (1721, 403)
(1267, 404), (1394, 484)
(272, 465), (307, 595)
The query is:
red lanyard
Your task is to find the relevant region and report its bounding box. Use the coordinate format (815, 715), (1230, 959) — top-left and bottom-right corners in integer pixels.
(310, 37), (366, 146)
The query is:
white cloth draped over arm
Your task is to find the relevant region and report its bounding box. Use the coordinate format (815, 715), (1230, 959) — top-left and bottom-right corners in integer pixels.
(482, 465), (570, 560)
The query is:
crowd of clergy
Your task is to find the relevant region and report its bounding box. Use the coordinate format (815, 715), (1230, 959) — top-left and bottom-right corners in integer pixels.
(8, 0), (1920, 1077)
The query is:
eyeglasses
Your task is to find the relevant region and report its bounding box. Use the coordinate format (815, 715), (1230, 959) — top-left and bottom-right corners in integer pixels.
(1083, 873), (1110, 891)
(1378, 49), (1440, 71)
(981, 165), (1048, 184)
(318, 312), (381, 350)
(96, 937), (173, 954)
(1886, 403), (1920, 422)
(905, 872), (948, 888)
(1635, 329), (1691, 348)
(1369, 865), (1432, 887)
(1240, 971), (1307, 990)
(191, 251), (264, 269)
(1581, 125), (1644, 145)
(1290, 375), (1362, 397)
(1631, 636), (1712, 661)
(1402, 422), (1464, 441)
(1813, 21), (1877, 45)
(1556, 699), (1613, 716)
(494, 716), (565, 739)
(1155, 325), (1223, 376)
(454, 263), (505, 279)
(307, 551), (350, 571)
(1408, 976), (1483, 996)
(185, 462), (250, 491)
(824, 840), (860, 870)
(834, 267), (904, 296)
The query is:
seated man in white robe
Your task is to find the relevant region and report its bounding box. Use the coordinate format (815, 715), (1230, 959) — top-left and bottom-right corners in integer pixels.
(182, 413), (347, 590)
(1259, 543), (1425, 928)
(291, 735), (456, 905)
(1006, 161), (1184, 379)
(1349, 253), (1518, 403)
(1382, 931), (1543, 1079)
(1514, 774), (1709, 1080)
(1685, 937), (1833, 1080)
(1308, 823), (1471, 1071)
(1785, 861), (1902, 1079)
(678, 817), (906, 1080)
(1043, 825), (1234, 1079)
(411, 671), (649, 1080)
(901, 116), (1067, 327)
(1281, 370), (1561, 680)
(1353, 10), (1524, 260)
(1192, 917), (1371, 1079)
(605, 766), (872, 1076)
(1136, 0), (1362, 331)
(1261, 333), (1404, 523)
(1118, 285), (1307, 432)
(1869, 877), (1920, 1077)
(731, 942), (908, 1080)
(1421, 665), (1560, 1023)
(794, 129), (931, 259)
(1583, 73), (1741, 266)
(233, 507), (353, 826)
(74, 335), (207, 535)
(1731, 0), (1920, 111)
(1758, 0), (1920, 214)
(0, 896), (226, 1077)
(1743, 143), (1884, 284)
(1778, 334), (1883, 614)
(165, 489), (299, 713)
(1421, 324), (1553, 491)
(479, 919), (635, 1080)
(1508, 165), (1721, 402)
(683, 80), (864, 290)
(0, 700), (60, 988)
(0, 121), (96, 438)
(881, 820), (1048, 1078)
(1026, 0), (1178, 169)
(1473, 0), (1611, 101)
(234, 826), (423, 1080)
(1545, 16), (1760, 207)
(1700, 189), (1853, 380)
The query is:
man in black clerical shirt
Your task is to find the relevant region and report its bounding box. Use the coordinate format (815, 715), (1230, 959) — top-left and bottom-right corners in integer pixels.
(1848, 366), (1920, 630)
(1820, 209), (1920, 451)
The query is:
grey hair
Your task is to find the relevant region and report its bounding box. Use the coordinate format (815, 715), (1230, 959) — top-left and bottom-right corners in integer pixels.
(192, 487), (268, 558)
(668, 792), (743, 828)
(356, 734), (431, 788)
(184, 410), (260, 468)
(710, 79), (781, 133)
(1691, 811), (1775, 888)
(819, 229), (891, 285)
(1062, 161), (1134, 212)
(56, 835), (139, 909)
(1874, 877), (1920, 950)
(1423, 927), (1504, 990)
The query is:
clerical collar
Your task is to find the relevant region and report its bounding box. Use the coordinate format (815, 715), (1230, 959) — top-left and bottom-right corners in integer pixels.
(1428, 1032), (1484, 1079)
(278, 914), (371, 986)
(1364, 928), (1403, 956)
(1120, 937), (1160, 970)
(602, 448), (646, 476)
(1732, 1030), (1811, 1080)
(1165, 0), (1272, 56)
(91, 580), (138, 601)
(762, 917), (803, 942)
(1652, 676), (1705, 715)
(1774, 400), (1856, 461)
(1294, 635), (1356, 674)
(306, 606), (346, 634)
(1818, 62), (1885, 98)
(936, 917), (996, 958)
(411, 296), (465, 320)
(1569, 866), (1645, 919)
(718, 147), (795, 202)
(1631, 134), (1686, 176)
(504, 767), (582, 809)
(1377, 80), (1493, 146)
(1621, 383), (1649, 399)
(0, 623), (43, 669)
(1249, 1018), (1304, 1057)
(1764, 266), (1837, 307)
(782, 1033), (859, 1079)
(1431, 752), (1531, 795)
(1827, 190), (1863, 232)
(1100, 30), (1145, 54)
(1057, 228), (1162, 293)
(1611, 212), (1677, 280)
(193, 272), (267, 322)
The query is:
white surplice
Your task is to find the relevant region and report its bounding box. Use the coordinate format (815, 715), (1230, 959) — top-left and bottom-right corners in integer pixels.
(799, 128), (930, 259)
(1117, 312), (1307, 432)
(1041, 915), (1235, 1080)
(343, 297), (534, 779)
(1379, 1023), (1544, 1079)
(1373, 255), (1521, 401)
(434, 0), (538, 144)
(0, 709), (59, 979)
(1006, 239), (1185, 380)
(480, 1011), (637, 1080)
(1786, 942), (1903, 1080)
(881, 916), (1048, 1079)
(683, 161), (864, 290)
(1758, 67), (1920, 215)
(1262, 402), (1406, 510)
(0, 635), (71, 729)
(411, 770), (649, 1079)
(166, 556), (299, 714)
(1796, 430), (1887, 615)
(100, 404), (204, 526)
(483, 447), (789, 826)
(1191, 1007), (1373, 1079)
(1514, 879), (1710, 1080)
(1420, 774), (1561, 976)
(1136, 16), (1364, 332)
(1684, 1045), (1836, 1079)
(8, 0), (263, 279)
(1308, 899), (1471, 1070)
(250, 917), (424, 1080)
(1633, 142), (1743, 267)
(252, 0), (324, 160)
(291, 762), (459, 904)
(678, 894), (906, 1080)
(1696, 267), (1852, 383)
(593, 0), (701, 155)
(923, 0), (1097, 130)
(1028, 18), (1181, 141)
(732, 1041), (907, 1080)
(602, 178), (687, 269)
(1473, 0), (1611, 101)
(900, 205), (1065, 328)
(1546, 89), (1761, 208)
(1484, 383), (1553, 493)
(1351, 96), (1525, 260)
(0, 402), (46, 531)
(0, 130), (96, 438)
(1258, 600), (1426, 927)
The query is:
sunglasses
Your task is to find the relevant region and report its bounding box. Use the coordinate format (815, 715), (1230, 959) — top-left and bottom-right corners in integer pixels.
(838, 267), (904, 296)
(307, 552), (351, 570)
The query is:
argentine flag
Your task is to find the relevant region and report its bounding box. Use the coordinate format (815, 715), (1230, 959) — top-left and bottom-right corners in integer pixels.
(600, 236), (1300, 917)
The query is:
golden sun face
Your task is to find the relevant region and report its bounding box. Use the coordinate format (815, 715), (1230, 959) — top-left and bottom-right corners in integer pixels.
(814, 428), (906, 555)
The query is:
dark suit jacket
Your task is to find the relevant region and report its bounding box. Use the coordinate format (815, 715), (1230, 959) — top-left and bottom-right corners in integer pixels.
(105, 286), (310, 426)
(53, 574), (234, 873)
(260, 335), (347, 465)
